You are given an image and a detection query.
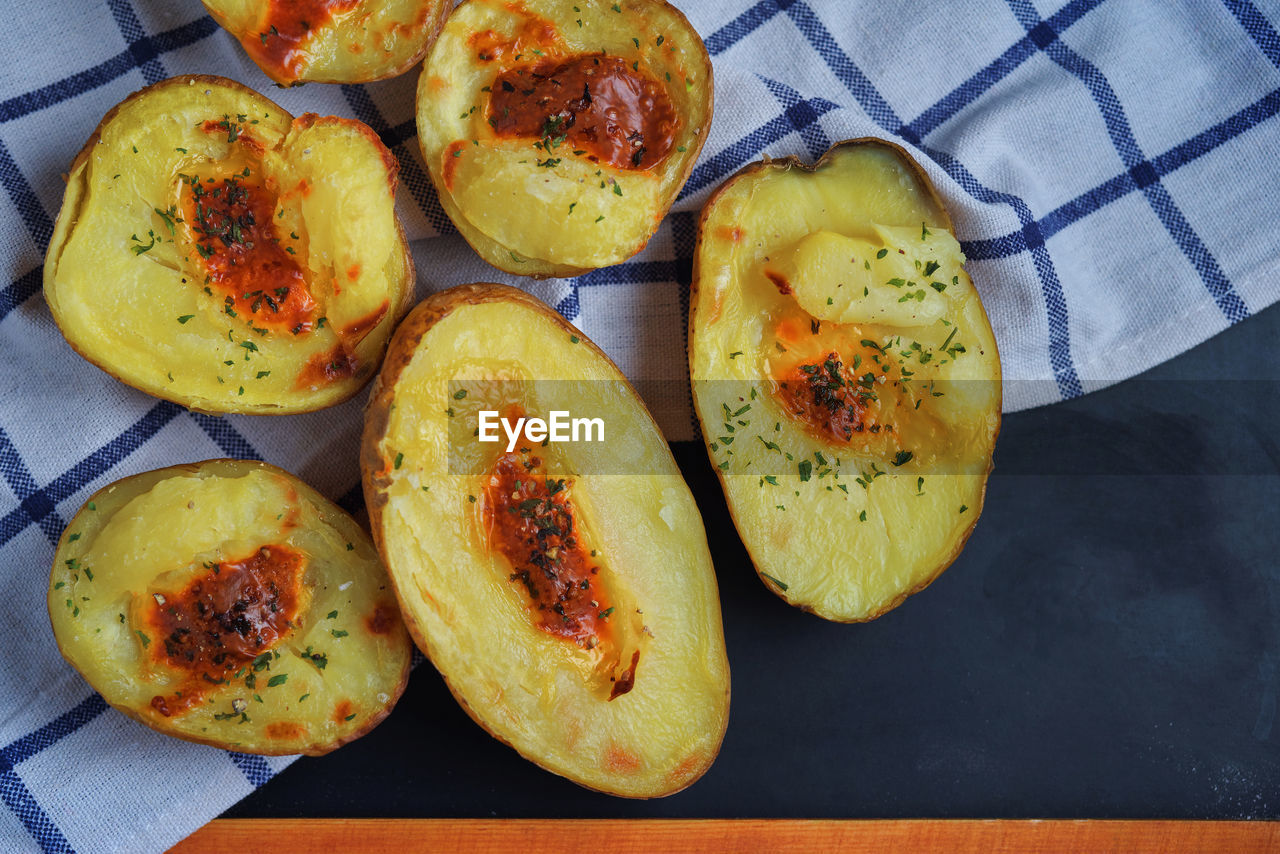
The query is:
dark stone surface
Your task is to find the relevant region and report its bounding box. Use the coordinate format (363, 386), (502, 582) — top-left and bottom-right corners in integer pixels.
(228, 303), (1280, 819)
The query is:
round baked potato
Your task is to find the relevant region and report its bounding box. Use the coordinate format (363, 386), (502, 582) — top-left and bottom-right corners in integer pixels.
(202, 0), (451, 85)
(363, 284), (730, 797)
(416, 0), (713, 277)
(689, 139), (1002, 622)
(48, 459), (412, 756)
(44, 75), (414, 415)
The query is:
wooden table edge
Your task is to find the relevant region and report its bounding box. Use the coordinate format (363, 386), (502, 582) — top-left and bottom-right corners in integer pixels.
(170, 818), (1280, 853)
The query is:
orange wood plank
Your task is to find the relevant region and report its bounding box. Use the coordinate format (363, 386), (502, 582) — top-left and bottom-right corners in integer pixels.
(169, 818), (1280, 854)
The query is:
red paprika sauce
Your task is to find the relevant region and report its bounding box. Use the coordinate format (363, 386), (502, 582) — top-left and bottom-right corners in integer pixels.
(483, 452), (613, 648)
(775, 351), (882, 443)
(181, 158), (318, 336)
(247, 0), (361, 83)
(487, 54), (679, 171)
(146, 545), (304, 717)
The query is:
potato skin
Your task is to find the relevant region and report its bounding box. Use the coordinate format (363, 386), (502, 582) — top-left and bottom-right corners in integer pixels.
(689, 138), (1002, 622)
(43, 75), (414, 415)
(363, 284), (730, 797)
(415, 0), (714, 278)
(49, 459), (412, 756)
(202, 0), (451, 85)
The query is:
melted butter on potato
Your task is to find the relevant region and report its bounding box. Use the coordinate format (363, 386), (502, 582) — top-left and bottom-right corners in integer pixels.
(690, 140), (1001, 622)
(416, 0), (713, 277)
(43, 76), (413, 414)
(363, 284), (729, 797)
(49, 460), (411, 756)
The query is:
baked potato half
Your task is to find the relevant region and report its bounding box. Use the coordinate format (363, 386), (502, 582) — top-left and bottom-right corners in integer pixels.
(363, 284), (729, 797)
(202, 0), (451, 85)
(44, 75), (413, 415)
(689, 139), (1001, 622)
(416, 0), (713, 277)
(48, 459), (412, 756)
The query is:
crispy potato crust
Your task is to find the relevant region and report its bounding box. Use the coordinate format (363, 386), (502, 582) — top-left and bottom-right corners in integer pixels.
(49, 459), (412, 756)
(363, 284), (730, 797)
(202, 0), (451, 85)
(415, 0), (713, 277)
(689, 138), (1002, 622)
(44, 75), (414, 415)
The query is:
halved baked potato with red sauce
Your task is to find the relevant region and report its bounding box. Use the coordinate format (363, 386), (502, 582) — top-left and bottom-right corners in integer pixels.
(48, 459), (412, 755)
(362, 284), (729, 797)
(202, 0), (451, 85)
(416, 0), (713, 278)
(690, 139), (1002, 622)
(44, 75), (413, 415)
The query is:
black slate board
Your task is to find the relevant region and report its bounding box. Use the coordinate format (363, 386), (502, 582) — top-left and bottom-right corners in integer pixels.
(228, 302), (1280, 820)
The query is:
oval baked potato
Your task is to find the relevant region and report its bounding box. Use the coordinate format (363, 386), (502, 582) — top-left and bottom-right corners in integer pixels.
(48, 459), (412, 756)
(44, 75), (414, 415)
(689, 139), (1001, 622)
(362, 284), (729, 797)
(203, 0), (451, 85)
(416, 0), (713, 278)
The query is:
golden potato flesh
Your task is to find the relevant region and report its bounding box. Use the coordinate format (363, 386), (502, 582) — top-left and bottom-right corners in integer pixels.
(363, 284), (729, 797)
(416, 0), (713, 277)
(689, 139), (1002, 622)
(202, 0), (451, 85)
(44, 75), (413, 415)
(48, 460), (412, 756)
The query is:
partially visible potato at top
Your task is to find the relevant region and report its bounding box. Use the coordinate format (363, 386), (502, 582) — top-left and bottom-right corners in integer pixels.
(43, 75), (414, 414)
(690, 139), (1002, 622)
(48, 459), (412, 756)
(416, 0), (714, 278)
(203, 0), (451, 85)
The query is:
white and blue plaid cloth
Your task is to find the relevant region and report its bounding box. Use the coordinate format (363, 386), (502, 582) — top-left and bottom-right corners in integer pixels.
(3, 0), (1279, 851)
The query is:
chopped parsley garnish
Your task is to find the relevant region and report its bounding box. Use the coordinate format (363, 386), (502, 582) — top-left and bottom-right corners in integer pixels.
(129, 230), (158, 255)
(154, 205), (181, 235)
(215, 114), (244, 143)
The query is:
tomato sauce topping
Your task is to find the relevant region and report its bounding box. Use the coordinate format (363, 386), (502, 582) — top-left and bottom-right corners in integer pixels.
(775, 352), (879, 443)
(181, 166), (318, 335)
(483, 451), (613, 648)
(146, 545), (304, 717)
(488, 55), (679, 171)
(248, 0), (361, 82)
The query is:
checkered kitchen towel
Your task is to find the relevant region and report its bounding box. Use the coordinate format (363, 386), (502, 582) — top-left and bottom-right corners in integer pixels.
(3, 0), (1280, 850)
